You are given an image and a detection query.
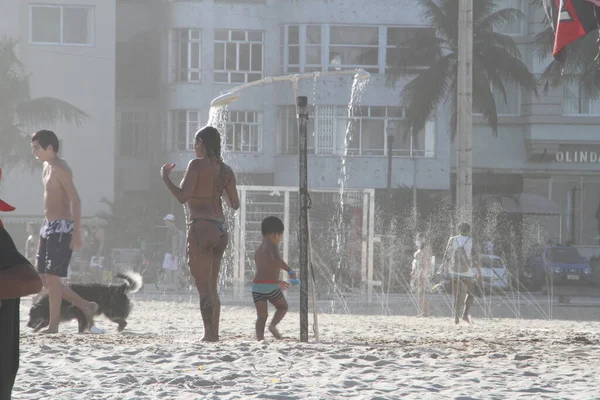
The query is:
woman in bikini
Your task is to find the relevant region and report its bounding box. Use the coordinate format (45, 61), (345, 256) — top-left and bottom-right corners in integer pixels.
(161, 126), (240, 342)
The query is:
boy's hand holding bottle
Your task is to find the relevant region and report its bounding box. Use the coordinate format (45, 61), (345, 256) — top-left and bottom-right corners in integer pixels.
(288, 270), (300, 285)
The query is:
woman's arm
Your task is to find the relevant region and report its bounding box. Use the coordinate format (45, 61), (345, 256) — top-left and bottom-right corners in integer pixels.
(0, 263), (43, 300)
(224, 168), (240, 210)
(162, 160), (200, 204)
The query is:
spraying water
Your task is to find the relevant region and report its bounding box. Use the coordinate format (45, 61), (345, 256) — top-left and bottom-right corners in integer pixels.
(333, 72), (369, 303)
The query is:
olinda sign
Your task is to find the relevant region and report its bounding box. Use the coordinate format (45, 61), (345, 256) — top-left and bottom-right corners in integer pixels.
(555, 151), (600, 163)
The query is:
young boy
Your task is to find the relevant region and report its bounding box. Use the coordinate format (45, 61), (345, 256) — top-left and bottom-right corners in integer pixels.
(0, 167), (43, 400)
(252, 216), (298, 341)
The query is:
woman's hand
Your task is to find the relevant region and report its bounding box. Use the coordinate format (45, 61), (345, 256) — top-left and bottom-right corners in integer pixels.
(161, 163), (176, 180)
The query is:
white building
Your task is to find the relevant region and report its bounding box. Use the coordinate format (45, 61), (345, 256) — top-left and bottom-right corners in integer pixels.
(1, 0), (116, 235)
(4, 0), (600, 251)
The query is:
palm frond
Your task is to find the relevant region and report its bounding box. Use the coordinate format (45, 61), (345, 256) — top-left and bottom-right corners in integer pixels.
(475, 8), (526, 33)
(400, 54), (455, 137)
(0, 126), (37, 171)
(477, 45), (538, 96)
(538, 33), (600, 91)
(0, 36), (24, 81)
(420, 0), (457, 44)
(385, 35), (445, 84)
(533, 26), (555, 62)
(539, 59), (566, 93)
(473, 67), (499, 136)
(472, 0), (496, 26)
(16, 97), (88, 128)
(476, 31), (521, 59)
(579, 65), (600, 100)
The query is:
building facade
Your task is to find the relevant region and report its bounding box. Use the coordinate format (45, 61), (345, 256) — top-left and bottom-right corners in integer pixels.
(117, 0), (600, 248)
(1, 0), (116, 241)
(468, 1), (600, 247)
(155, 0), (449, 193)
(3, 0), (599, 250)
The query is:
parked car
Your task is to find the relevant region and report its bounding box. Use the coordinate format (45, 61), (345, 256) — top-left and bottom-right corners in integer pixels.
(437, 254), (511, 293)
(478, 255), (511, 291)
(522, 245), (593, 291)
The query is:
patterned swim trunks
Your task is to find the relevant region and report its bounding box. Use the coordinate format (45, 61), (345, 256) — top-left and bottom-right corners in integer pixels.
(36, 220), (74, 278)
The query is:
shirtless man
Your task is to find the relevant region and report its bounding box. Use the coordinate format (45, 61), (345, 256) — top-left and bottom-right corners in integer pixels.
(252, 216), (298, 341)
(31, 130), (98, 333)
(161, 126), (239, 342)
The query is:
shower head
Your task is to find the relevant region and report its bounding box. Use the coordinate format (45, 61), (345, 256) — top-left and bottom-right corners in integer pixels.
(355, 68), (370, 80)
(210, 92), (241, 107)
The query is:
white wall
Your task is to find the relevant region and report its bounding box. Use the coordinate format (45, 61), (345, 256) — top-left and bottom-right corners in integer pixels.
(1, 0), (116, 219)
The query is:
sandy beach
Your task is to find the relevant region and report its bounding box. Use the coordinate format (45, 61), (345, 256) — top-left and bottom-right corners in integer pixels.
(13, 293), (600, 400)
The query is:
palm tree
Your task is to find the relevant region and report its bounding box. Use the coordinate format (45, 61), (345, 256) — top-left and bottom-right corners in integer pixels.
(386, 0), (537, 137)
(532, 0), (600, 103)
(0, 36), (87, 170)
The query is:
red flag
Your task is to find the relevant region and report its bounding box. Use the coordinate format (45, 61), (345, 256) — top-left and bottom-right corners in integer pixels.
(544, 0), (600, 62)
(0, 168), (15, 212)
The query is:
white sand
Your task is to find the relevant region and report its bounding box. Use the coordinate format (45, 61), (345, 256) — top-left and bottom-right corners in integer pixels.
(14, 297), (600, 399)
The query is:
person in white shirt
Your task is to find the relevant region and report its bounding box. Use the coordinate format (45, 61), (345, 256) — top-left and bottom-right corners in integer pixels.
(411, 232), (432, 317)
(442, 223), (483, 325)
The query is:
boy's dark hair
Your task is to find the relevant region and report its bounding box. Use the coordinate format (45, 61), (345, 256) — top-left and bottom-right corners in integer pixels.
(458, 222), (471, 236)
(31, 130), (59, 153)
(261, 216), (284, 236)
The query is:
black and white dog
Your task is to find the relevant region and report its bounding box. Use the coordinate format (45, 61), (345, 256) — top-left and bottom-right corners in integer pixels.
(28, 272), (143, 333)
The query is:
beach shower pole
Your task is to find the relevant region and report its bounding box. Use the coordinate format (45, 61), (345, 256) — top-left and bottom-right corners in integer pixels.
(297, 96), (309, 342)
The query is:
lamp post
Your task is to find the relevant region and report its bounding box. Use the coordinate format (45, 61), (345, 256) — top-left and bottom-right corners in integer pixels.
(297, 96), (309, 343)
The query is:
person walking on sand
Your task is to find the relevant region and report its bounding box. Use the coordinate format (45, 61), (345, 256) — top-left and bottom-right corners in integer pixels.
(161, 126), (239, 342)
(442, 223), (483, 325)
(30, 130), (98, 333)
(411, 232), (432, 317)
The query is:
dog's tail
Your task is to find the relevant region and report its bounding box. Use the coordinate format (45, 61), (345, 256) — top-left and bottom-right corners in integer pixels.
(116, 271), (143, 294)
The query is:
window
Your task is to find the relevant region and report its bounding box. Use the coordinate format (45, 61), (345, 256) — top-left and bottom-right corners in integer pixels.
(30, 5), (94, 45)
(281, 25), (323, 73)
(494, 0), (525, 35)
(329, 26), (379, 73)
(214, 29), (263, 83)
(386, 27), (436, 71)
(226, 111), (262, 152)
(118, 112), (150, 157)
(563, 80), (600, 115)
(281, 25), (378, 73)
(172, 29), (201, 82)
(281, 25), (438, 74)
(278, 105), (435, 157)
(169, 110), (201, 151)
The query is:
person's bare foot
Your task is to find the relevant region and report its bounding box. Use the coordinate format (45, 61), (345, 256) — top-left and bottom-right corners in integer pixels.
(41, 327), (59, 334)
(454, 316), (460, 325)
(268, 325), (282, 339)
(201, 335), (219, 342)
(462, 314), (473, 325)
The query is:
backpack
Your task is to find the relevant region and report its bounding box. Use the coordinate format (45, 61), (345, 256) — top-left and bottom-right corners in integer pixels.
(450, 237), (471, 274)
